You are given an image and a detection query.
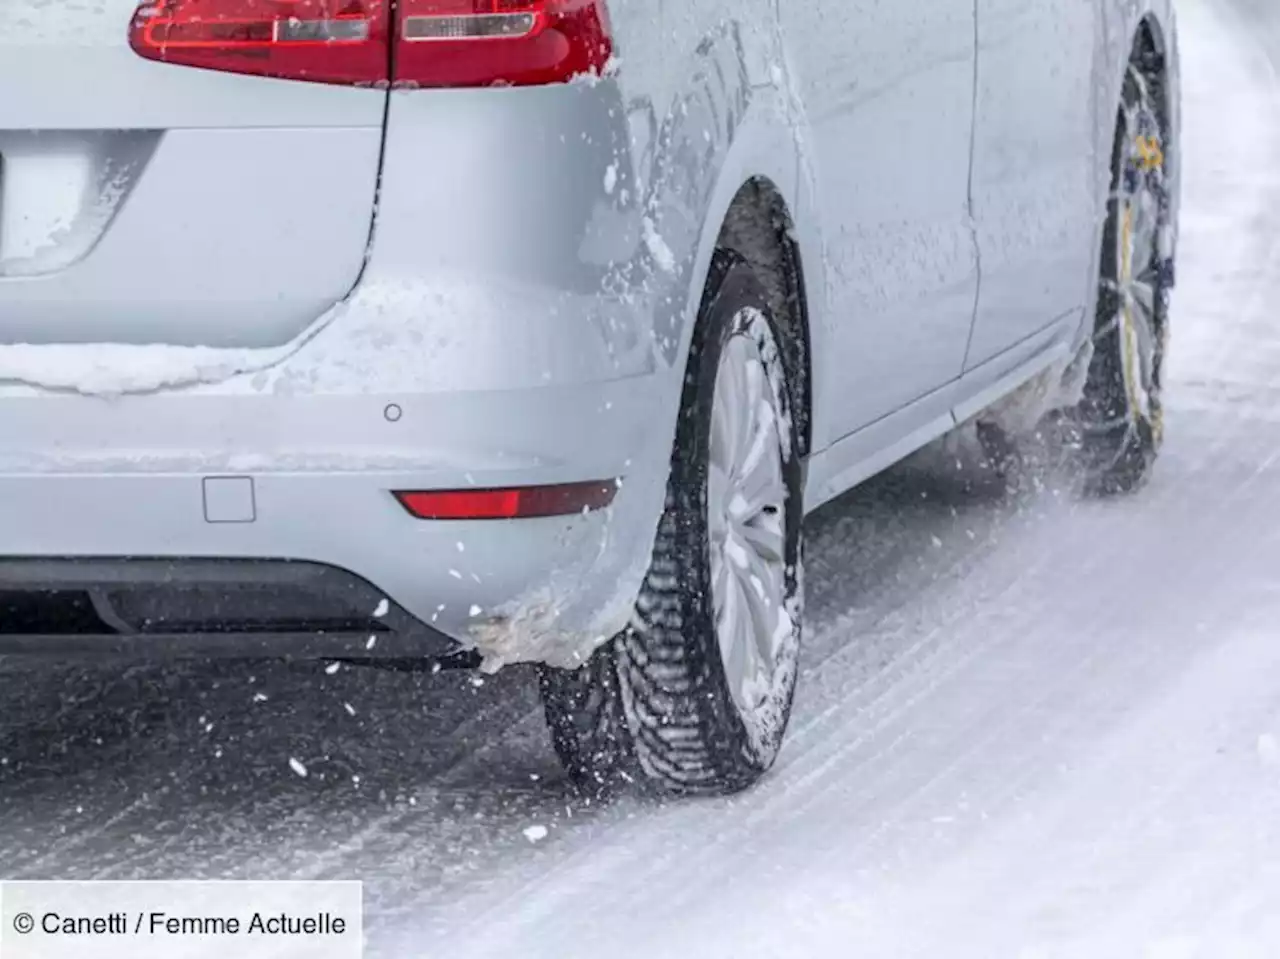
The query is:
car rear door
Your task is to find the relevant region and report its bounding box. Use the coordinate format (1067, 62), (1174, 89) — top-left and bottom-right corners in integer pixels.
(0, 0), (387, 350)
(965, 0), (1101, 370)
(779, 0), (980, 440)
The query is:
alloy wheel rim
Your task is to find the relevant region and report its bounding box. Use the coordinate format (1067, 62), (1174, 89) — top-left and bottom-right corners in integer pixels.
(708, 332), (789, 721)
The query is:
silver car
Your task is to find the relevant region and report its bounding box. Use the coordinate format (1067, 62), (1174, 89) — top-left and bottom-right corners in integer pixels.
(0, 0), (1179, 795)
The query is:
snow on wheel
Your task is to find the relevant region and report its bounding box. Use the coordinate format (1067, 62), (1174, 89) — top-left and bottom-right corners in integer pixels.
(1078, 47), (1175, 495)
(538, 251), (804, 796)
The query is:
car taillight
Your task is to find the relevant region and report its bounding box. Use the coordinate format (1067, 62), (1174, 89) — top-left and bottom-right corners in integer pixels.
(128, 0), (613, 88)
(129, 0), (392, 86)
(394, 0), (612, 88)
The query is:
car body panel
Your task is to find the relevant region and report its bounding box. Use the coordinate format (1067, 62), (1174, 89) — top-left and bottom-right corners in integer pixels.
(0, 0), (1181, 670)
(780, 0), (980, 440)
(0, 128), (384, 349)
(806, 306), (1083, 511)
(0, 368), (677, 669)
(0, 0), (386, 347)
(965, 0), (1102, 370)
(0, 0), (385, 130)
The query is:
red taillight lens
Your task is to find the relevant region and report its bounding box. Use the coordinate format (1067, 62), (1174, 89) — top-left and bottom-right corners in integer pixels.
(129, 0), (391, 85)
(129, 0), (612, 88)
(394, 480), (618, 520)
(394, 0), (612, 88)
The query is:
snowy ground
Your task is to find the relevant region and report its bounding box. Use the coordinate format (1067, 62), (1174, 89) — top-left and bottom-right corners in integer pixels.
(3, 0), (1280, 955)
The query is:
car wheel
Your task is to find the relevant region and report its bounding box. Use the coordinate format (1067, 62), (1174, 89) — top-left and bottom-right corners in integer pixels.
(1076, 59), (1174, 496)
(538, 251), (804, 797)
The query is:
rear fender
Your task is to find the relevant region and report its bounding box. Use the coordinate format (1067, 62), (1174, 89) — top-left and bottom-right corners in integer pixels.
(633, 15), (829, 457)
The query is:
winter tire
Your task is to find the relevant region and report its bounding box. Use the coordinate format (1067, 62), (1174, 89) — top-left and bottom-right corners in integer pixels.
(538, 251), (805, 797)
(1077, 55), (1174, 495)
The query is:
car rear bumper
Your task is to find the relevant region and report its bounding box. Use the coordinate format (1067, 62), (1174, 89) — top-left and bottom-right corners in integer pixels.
(0, 556), (465, 660)
(0, 78), (691, 669)
(0, 371), (676, 670)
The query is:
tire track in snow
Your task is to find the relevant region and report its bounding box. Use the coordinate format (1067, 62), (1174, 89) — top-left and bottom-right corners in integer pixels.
(437, 418), (1265, 957)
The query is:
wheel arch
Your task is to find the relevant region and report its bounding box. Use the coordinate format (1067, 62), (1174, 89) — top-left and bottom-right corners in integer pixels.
(629, 10), (827, 466)
(712, 178), (814, 460)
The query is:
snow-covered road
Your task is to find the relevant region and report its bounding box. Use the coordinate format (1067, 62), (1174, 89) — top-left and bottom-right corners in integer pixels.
(4, 1), (1280, 955)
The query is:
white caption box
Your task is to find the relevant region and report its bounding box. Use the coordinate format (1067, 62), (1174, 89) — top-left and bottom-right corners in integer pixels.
(0, 881), (362, 959)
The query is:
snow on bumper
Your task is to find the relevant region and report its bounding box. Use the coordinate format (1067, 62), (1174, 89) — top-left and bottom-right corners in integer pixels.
(0, 379), (671, 670)
(0, 292), (677, 669)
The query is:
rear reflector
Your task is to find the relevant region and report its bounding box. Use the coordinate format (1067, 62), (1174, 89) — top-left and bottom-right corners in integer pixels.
(394, 481), (618, 520)
(129, 0), (612, 88)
